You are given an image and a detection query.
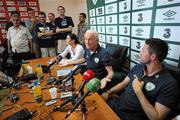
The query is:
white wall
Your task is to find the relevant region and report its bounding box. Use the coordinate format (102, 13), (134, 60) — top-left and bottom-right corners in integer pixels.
(38, 0), (87, 34)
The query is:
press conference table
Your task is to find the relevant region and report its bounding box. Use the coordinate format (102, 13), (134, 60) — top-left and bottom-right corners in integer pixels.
(0, 57), (120, 120)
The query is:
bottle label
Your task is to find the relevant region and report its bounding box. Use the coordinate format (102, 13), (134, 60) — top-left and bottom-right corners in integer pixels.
(40, 75), (44, 81)
(22, 64), (28, 75)
(35, 95), (42, 103)
(37, 66), (44, 82)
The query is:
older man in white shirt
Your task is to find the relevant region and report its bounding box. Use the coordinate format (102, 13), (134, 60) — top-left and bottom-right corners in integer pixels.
(7, 11), (33, 63)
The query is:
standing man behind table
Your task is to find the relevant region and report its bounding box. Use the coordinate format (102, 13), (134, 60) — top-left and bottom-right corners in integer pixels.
(48, 12), (56, 27)
(25, 8), (39, 58)
(77, 13), (88, 47)
(7, 11), (33, 63)
(48, 12), (59, 54)
(55, 6), (74, 54)
(35, 12), (56, 58)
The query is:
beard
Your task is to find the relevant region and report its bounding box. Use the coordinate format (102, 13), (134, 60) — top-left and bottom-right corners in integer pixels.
(140, 58), (151, 64)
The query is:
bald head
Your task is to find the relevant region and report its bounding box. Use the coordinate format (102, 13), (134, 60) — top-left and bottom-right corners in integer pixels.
(84, 30), (99, 51)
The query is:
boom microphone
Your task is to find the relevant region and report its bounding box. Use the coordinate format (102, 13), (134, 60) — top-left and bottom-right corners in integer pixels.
(65, 78), (100, 119)
(76, 70), (95, 95)
(53, 70), (95, 110)
(46, 55), (63, 72)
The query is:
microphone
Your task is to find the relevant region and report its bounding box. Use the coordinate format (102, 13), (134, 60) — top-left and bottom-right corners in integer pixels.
(46, 55), (63, 72)
(56, 64), (82, 86)
(65, 78), (100, 119)
(76, 69), (95, 95)
(53, 70), (95, 111)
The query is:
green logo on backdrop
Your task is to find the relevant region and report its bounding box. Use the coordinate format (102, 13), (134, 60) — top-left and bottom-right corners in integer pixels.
(137, 0), (146, 7)
(134, 54), (140, 61)
(136, 28), (143, 34)
(137, 0), (146, 4)
(92, 0), (97, 5)
(108, 6), (113, 12)
(122, 38), (129, 45)
(163, 10), (176, 21)
(163, 10), (176, 17)
(135, 28), (144, 36)
(123, 15), (128, 22)
(108, 27), (113, 33)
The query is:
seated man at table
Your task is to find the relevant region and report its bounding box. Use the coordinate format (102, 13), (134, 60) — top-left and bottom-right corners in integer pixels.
(101, 38), (179, 120)
(66, 30), (120, 94)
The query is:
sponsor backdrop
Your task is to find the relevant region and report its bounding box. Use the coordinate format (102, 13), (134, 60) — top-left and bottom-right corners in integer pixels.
(0, 0), (40, 44)
(87, 0), (180, 68)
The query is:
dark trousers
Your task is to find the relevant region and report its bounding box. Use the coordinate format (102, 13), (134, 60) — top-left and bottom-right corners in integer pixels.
(12, 51), (34, 64)
(107, 96), (149, 120)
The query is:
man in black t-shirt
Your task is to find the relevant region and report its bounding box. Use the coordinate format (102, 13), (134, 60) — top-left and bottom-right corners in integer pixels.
(101, 38), (179, 120)
(35, 12), (56, 58)
(48, 12), (57, 40)
(55, 6), (74, 54)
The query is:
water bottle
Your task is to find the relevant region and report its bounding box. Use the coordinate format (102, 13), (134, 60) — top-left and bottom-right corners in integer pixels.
(36, 64), (44, 83)
(33, 80), (43, 106)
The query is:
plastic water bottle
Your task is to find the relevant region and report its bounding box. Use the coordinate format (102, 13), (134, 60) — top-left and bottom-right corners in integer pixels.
(36, 64), (44, 83)
(33, 80), (43, 106)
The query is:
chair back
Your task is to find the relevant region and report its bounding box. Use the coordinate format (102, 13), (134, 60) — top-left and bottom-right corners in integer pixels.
(106, 44), (128, 73)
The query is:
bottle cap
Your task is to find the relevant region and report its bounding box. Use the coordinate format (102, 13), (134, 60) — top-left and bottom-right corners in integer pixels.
(22, 59), (25, 64)
(36, 64), (41, 67)
(33, 80), (38, 86)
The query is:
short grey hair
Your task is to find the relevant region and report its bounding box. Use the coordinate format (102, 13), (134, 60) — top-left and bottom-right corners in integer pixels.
(85, 30), (99, 41)
(11, 11), (20, 17)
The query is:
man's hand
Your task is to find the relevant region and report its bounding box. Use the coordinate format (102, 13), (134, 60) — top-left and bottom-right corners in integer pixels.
(101, 92), (110, 101)
(100, 77), (111, 89)
(56, 28), (60, 33)
(56, 28), (64, 33)
(38, 33), (45, 38)
(50, 57), (60, 64)
(132, 77), (144, 94)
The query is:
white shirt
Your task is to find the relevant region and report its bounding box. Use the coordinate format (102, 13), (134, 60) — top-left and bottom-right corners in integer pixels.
(7, 25), (32, 53)
(60, 44), (84, 62)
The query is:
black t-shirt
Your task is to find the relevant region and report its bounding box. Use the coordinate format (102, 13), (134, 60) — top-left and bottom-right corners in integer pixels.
(55, 16), (74, 40)
(35, 22), (55, 48)
(49, 22), (58, 41)
(117, 64), (179, 120)
(84, 45), (112, 79)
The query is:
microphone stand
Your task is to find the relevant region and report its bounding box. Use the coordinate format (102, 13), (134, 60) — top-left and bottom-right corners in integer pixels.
(75, 88), (96, 120)
(80, 88), (87, 120)
(46, 66), (56, 85)
(53, 81), (94, 118)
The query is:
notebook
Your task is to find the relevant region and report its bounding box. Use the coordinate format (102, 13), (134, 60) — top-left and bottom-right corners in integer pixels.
(57, 68), (71, 77)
